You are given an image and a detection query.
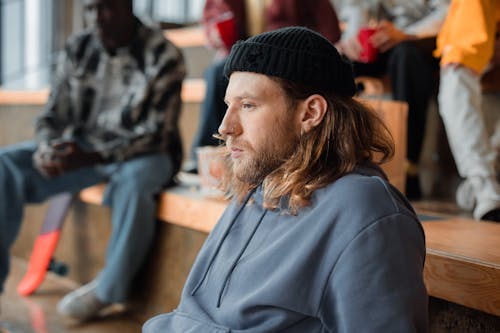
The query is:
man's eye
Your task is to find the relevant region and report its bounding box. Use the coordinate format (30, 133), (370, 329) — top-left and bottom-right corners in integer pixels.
(242, 103), (254, 109)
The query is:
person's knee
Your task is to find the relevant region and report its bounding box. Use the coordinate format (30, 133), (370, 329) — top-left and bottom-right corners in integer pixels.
(105, 178), (159, 207)
(122, 172), (166, 194)
(392, 41), (418, 58)
(387, 42), (422, 70)
(0, 142), (36, 166)
(111, 157), (173, 193)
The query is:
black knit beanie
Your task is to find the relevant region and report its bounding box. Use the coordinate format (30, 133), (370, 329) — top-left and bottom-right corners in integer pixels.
(223, 26), (356, 96)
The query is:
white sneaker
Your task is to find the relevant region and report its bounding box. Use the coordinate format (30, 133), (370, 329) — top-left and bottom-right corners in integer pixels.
(57, 280), (110, 322)
(456, 179), (476, 212)
(457, 176), (500, 220)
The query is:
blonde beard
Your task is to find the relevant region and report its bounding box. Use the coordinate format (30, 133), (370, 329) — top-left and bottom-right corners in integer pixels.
(230, 131), (299, 186)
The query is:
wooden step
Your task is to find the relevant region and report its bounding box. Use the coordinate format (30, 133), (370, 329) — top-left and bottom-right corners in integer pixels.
(79, 179), (500, 317)
(79, 176), (224, 234)
(422, 218), (500, 317)
(163, 25), (206, 49)
(0, 78), (206, 106)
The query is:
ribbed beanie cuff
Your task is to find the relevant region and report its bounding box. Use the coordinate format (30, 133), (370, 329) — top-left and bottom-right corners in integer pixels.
(223, 26), (356, 96)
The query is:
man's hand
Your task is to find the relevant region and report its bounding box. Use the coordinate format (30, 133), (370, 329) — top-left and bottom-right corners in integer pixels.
(335, 37), (363, 62)
(33, 140), (104, 178)
(370, 20), (414, 53)
(336, 20), (415, 61)
(33, 141), (64, 178)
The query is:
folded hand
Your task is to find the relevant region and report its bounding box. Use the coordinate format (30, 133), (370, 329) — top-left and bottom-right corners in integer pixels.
(33, 140), (103, 178)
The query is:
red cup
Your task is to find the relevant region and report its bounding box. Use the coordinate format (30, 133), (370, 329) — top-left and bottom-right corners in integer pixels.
(214, 12), (238, 51)
(358, 27), (378, 63)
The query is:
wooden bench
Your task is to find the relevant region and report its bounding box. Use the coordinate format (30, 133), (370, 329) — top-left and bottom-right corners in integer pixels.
(79, 177), (500, 318)
(422, 217), (500, 317)
(163, 25), (206, 49)
(79, 176), (224, 234)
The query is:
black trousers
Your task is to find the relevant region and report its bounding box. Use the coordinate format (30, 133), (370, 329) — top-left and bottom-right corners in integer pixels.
(353, 37), (440, 165)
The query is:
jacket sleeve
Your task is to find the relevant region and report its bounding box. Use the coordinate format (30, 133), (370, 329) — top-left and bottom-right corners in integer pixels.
(35, 46), (74, 144)
(403, 0), (449, 38)
(435, 0), (497, 73)
(319, 215), (428, 333)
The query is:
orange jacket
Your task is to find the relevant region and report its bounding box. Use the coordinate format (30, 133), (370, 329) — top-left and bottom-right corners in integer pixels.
(434, 0), (500, 73)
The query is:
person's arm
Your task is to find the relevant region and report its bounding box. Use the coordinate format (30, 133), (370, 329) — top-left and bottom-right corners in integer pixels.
(367, 0), (449, 54)
(403, 0), (450, 38)
(34, 46), (73, 145)
(32, 140), (104, 178)
(333, 0), (371, 61)
(319, 215), (428, 332)
(265, 0), (341, 43)
(334, 0), (370, 39)
(436, 0), (497, 74)
(33, 42), (90, 178)
(313, 0), (342, 44)
(369, 19), (417, 53)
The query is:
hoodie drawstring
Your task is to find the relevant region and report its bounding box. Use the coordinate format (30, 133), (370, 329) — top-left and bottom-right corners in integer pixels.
(216, 209), (267, 307)
(190, 188), (256, 296)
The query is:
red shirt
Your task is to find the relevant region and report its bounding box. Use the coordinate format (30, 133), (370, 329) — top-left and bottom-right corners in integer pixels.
(203, 0), (341, 56)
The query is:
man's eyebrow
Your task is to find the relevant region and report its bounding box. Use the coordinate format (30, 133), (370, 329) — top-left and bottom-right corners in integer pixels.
(225, 91), (260, 102)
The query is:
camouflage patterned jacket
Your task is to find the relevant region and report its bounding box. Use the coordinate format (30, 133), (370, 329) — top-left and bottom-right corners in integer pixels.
(35, 18), (186, 171)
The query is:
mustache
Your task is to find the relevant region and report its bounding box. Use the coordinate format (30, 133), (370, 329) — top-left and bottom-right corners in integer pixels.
(212, 133), (225, 141)
(213, 133), (243, 148)
(213, 134), (251, 153)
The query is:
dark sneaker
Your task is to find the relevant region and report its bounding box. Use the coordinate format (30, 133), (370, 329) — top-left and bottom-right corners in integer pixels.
(480, 208), (500, 222)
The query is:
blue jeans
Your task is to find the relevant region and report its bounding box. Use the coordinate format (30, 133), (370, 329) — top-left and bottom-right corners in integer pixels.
(189, 59), (228, 162)
(0, 141), (174, 302)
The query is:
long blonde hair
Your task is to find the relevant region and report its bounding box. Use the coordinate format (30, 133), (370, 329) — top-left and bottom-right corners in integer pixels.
(219, 78), (394, 214)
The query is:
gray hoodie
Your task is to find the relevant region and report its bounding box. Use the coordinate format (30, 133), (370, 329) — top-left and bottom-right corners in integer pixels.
(143, 167), (428, 332)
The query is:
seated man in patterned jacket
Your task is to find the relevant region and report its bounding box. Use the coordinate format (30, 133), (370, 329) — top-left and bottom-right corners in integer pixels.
(0, 0), (185, 322)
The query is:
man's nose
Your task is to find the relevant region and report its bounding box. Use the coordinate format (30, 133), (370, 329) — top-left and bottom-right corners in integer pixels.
(218, 110), (238, 137)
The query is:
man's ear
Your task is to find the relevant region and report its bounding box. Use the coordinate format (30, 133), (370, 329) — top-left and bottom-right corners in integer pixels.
(299, 94), (328, 134)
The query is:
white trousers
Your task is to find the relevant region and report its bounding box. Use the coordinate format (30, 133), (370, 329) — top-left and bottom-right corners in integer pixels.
(438, 66), (500, 219)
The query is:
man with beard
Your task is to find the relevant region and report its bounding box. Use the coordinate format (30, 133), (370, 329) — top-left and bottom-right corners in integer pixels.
(183, 0), (341, 174)
(0, 0), (185, 323)
(143, 27), (427, 332)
